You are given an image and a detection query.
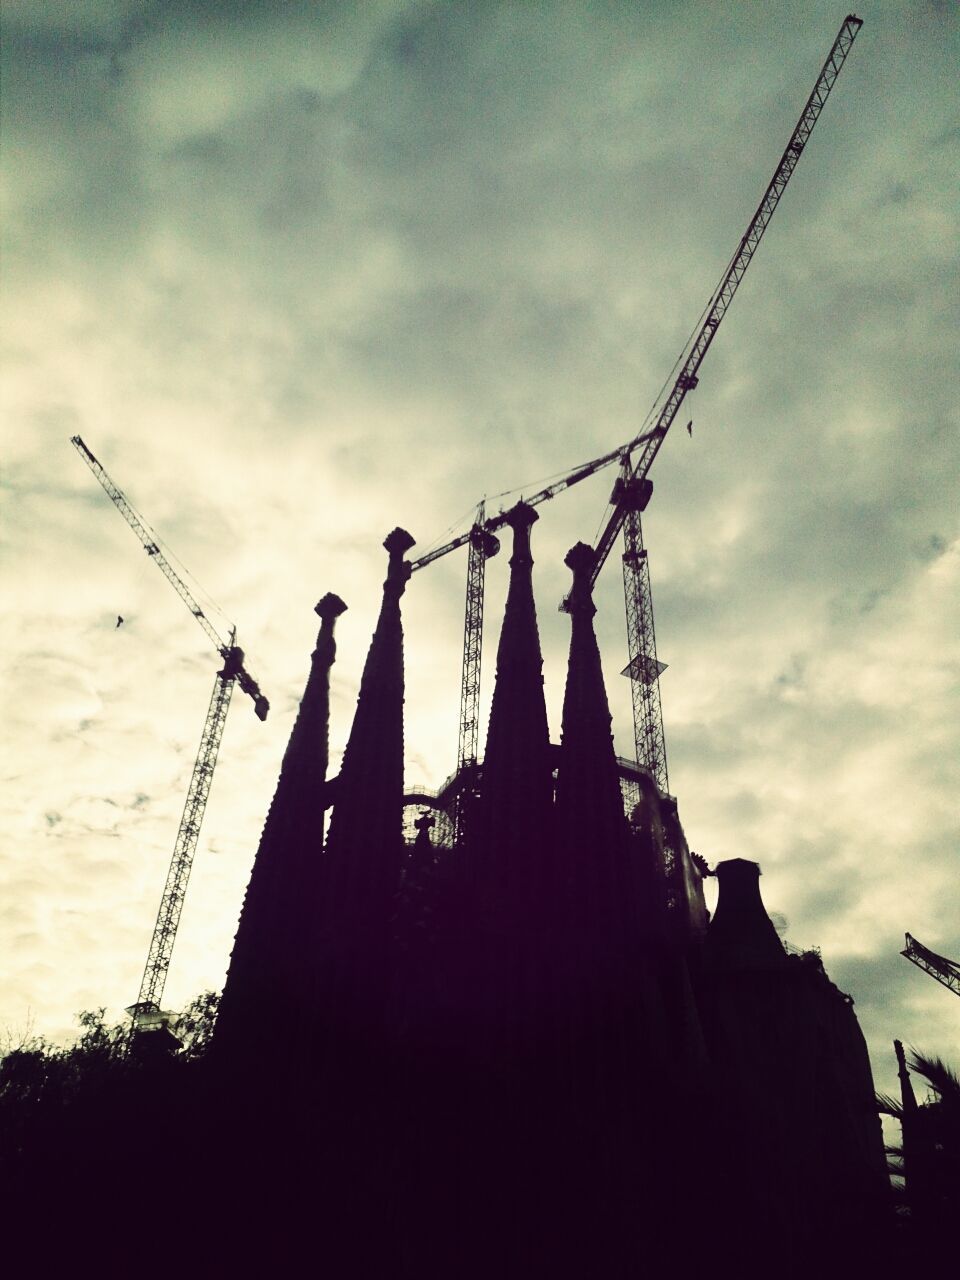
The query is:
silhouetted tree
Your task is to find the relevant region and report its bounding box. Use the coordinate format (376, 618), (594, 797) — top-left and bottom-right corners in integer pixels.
(0, 994), (226, 1271)
(878, 1047), (960, 1260)
(172, 990), (221, 1058)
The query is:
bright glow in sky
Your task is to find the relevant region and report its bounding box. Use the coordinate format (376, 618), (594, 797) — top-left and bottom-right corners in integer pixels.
(2, 2), (957, 1101)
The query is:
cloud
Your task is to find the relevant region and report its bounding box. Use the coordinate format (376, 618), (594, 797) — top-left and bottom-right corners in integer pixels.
(1, 2), (957, 1104)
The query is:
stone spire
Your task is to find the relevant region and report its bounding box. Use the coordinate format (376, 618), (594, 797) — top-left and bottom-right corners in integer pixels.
(555, 542), (627, 859)
(894, 1039), (919, 1117)
(279, 593), (348, 813)
(321, 528), (415, 936)
(475, 502), (554, 892)
(215, 591), (347, 1055)
(706, 859), (787, 969)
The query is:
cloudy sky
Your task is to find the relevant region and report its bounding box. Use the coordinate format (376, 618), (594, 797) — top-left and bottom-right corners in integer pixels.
(2, 1), (957, 1102)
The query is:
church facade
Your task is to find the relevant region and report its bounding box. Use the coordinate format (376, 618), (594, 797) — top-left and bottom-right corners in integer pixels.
(213, 505), (888, 1277)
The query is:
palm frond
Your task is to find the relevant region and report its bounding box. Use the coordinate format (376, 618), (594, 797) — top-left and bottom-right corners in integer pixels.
(906, 1050), (960, 1103)
(877, 1092), (903, 1118)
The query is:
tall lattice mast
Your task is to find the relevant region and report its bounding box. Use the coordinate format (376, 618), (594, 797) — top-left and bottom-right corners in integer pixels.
(452, 506), (500, 840)
(618, 479), (668, 794)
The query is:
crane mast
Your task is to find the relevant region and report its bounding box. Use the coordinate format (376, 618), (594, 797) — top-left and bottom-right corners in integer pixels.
(131, 651), (238, 1021)
(71, 435), (269, 1031)
(453, 507), (499, 842)
(619, 485), (669, 793)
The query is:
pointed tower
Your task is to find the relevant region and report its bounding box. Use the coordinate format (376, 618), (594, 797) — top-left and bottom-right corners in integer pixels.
(555, 541), (629, 917)
(474, 501), (554, 910)
(215, 591), (347, 1056)
(320, 527), (415, 941)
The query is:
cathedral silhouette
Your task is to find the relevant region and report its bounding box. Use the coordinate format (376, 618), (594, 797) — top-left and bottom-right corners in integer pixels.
(212, 504), (887, 1277)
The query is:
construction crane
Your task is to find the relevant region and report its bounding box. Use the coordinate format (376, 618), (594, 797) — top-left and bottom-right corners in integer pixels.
(408, 16), (863, 825)
(567, 13), (863, 793)
(70, 435), (268, 1034)
(902, 933), (960, 998)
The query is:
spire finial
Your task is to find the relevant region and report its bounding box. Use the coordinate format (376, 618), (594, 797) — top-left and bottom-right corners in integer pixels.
(564, 542), (598, 617)
(314, 592), (348, 667)
(505, 501), (538, 565)
(383, 527), (415, 600)
(315, 592), (348, 621)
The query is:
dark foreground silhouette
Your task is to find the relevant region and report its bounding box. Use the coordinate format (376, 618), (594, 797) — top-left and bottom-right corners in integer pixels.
(4, 998), (953, 1278)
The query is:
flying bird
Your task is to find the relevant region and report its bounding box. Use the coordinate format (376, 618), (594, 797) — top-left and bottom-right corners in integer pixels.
(686, 420), (693, 437)
(116, 615), (124, 628)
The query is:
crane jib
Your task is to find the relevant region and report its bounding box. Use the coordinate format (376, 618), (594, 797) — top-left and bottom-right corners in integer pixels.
(585, 14), (863, 590)
(70, 433), (267, 716)
(408, 430), (662, 574)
